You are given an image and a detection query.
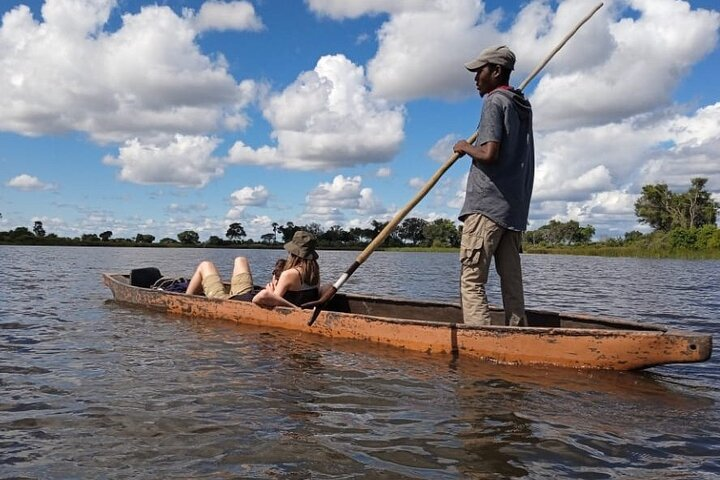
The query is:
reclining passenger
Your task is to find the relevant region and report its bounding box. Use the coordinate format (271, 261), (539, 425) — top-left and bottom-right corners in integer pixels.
(185, 230), (320, 308)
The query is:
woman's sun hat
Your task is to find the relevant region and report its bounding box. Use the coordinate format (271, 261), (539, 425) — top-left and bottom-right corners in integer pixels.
(284, 230), (318, 260)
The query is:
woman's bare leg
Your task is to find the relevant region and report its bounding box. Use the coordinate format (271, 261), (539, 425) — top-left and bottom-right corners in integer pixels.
(231, 256), (251, 277)
(186, 260), (220, 295)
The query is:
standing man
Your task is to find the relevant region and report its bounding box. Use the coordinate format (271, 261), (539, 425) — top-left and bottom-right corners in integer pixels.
(453, 45), (534, 326)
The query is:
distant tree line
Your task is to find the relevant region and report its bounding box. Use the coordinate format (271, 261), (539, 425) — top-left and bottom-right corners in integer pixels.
(525, 177), (720, 253)
(2, 178), (718, 254)
(525, 220), (595, 246)
(628, 177), (720, 250)
(0, 217), (463, 249)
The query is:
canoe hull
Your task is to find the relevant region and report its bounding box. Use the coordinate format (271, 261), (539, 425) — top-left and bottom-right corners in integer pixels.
(103, 273), (712, 370)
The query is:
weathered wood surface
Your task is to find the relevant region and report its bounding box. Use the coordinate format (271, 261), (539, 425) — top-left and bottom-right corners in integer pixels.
(103, 273), (711, 371)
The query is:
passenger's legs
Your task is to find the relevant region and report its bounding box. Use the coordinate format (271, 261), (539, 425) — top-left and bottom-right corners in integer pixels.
(229, 257), (253, 296)
(186, 261), (221, 295)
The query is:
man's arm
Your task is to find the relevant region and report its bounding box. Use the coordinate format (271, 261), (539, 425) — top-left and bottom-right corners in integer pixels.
(455, 95), (504, 164)
(453, 140), (500, 164)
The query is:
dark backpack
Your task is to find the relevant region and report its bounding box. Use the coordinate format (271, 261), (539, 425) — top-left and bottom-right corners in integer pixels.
(130, 267), (163, 288)
(151, 276), (190, 293)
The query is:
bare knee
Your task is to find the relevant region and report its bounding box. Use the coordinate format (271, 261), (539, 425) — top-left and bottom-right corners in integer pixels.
(197, 260), (219, 276)
(233, 256), (250, 274)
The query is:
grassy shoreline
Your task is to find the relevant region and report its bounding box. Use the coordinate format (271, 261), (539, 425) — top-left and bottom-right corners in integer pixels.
(3, 241), (719, 260)
(386, 245), (720, 260)
(524, 245), (720, 260)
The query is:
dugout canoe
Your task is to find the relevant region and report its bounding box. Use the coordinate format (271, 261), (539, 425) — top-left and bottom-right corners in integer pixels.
(102, 272), (712, 371)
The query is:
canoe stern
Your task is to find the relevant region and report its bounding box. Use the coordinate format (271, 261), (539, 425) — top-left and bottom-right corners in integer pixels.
(455, 326), (713, 370)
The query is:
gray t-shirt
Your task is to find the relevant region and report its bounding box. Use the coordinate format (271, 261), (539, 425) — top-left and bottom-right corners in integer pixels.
(459, 88), (534, 231)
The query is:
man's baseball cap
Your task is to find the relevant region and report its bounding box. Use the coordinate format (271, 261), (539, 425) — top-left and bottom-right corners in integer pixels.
(464, 45), (516, 71)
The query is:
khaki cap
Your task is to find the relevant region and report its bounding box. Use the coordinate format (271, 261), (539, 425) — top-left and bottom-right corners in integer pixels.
(464, 45), (516, 71)
(284, 230), (318, 260)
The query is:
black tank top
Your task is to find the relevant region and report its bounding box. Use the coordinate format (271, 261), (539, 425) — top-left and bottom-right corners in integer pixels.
(283, 287), (319, 307)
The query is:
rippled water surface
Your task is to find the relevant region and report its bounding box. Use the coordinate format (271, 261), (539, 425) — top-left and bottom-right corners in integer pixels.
(1, 246), (718, 479)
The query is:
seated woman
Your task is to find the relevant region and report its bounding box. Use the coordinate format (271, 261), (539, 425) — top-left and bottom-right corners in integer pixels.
(185, 230), (320, 308)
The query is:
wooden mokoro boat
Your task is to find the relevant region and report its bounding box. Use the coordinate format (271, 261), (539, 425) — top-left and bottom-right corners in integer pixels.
(103, 272), (712, 371)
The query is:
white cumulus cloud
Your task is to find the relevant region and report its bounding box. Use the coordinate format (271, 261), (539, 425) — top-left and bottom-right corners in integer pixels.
(408, 177), (425, 189)
(428, 133), (459, 163)
(227, 54), (405, 170)
(306, 0), (430, 19)
(230, 185), (269, 206)
(225, 206), (246, 220)
(532, 0), (720, 131)
(311, 0), (719, 141)
(303, 175), (387, 222)
(533, 101), (720, 209)
(540, 189), (641, 236)
(319, 0), (610, 102)
(0, 0), (258, 142)
(639, 103), (720, 189)
(376, 167), (392, 177)
(191, 1), (264, 32)
(103, 135), (223, 187)
(6, 174), (53, 191)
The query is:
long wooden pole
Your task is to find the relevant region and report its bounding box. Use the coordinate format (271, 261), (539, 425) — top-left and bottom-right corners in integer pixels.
(305, 2), (604, 326)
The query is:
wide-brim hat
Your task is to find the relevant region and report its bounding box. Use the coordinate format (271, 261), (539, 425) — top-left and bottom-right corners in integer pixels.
(284, 230), (318, 260)
(464, 45), (516, 71)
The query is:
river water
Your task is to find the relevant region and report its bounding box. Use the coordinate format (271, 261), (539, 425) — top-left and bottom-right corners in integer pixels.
(1, 245), (718, 479)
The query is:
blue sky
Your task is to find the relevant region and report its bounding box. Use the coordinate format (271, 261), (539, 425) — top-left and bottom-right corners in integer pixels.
(1, 0), (719, 241)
